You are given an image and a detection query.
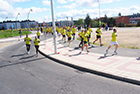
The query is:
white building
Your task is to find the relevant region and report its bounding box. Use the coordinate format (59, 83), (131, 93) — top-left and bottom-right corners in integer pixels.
(0, 20), (38, 30)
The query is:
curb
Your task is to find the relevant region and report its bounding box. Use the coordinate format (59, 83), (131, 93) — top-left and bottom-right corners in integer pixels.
(39, 49), (140, 86)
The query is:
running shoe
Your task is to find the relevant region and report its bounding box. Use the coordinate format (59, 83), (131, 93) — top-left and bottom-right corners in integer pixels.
(114, 51), (118, 54)
(106, 50), (108, 54)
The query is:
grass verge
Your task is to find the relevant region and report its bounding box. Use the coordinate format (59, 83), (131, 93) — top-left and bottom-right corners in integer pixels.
(0, 30), (31, 39)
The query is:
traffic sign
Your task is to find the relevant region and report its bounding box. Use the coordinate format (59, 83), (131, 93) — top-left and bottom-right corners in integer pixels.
(42, 21), (47, 26)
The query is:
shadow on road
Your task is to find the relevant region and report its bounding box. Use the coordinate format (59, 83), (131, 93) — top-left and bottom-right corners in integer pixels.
(69, 52), (81, 57)
(0, 57), (45, 68)
(19, 55), (35, 60)
(98, 54), (116, 60)
(11, 53), (27, 57)
(136, 57), (140, 60)
(88, 45), (99, 49)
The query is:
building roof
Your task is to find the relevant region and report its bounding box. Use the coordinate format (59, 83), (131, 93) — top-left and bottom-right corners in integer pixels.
(129, 17), (140, 21)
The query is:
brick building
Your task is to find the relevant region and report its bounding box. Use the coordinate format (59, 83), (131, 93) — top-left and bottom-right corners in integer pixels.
(93, 16), (129, 26)
(114, 16), (129, 26)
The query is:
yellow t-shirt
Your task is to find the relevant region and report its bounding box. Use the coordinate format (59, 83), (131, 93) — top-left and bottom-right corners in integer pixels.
(34, 39), (40, 46)
(86, 30), (90, 36)
(61, 29), (66, 35)
(79, 32), (85, 38)
(111, 32), (117, 42)
(36, 32), (40, 36)
(83, 33), (88, 42)
(88, 28), (92, 34)
(57, 28), (61, 33)
(67, 31), (73, 38)
(24, 37), (32, 45)
(96, 28), (101, 36)
(67, 27), (70, 31)
(72, 28), (77, 34)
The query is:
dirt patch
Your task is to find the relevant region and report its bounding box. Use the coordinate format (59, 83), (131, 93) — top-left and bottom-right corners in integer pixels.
(90, 28), (140, 49)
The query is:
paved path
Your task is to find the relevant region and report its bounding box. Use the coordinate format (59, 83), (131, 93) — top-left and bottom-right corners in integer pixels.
(39, 35), (140, 85)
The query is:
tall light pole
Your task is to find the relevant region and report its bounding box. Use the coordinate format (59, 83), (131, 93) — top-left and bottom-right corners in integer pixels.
(50, 0), (57, 54)
(27, 9), (32, 33)
(66, 16), (68, 26)
(98, 0), (101, 26)
(16, 13), (20, 30)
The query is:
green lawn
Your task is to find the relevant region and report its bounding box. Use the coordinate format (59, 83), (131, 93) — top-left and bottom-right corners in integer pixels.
(0, 30), (31, 39)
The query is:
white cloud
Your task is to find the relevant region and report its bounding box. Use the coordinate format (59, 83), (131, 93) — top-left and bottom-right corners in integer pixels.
(67, 0), (74, 2)
(57, 0), (67, 4)
(56, 6), (140, 20)
(4, 0), (30, 3)
(62, 3), (77, 9)
(57, 6), (61, 8)
(0, 0), (49, 21)
(42, 0), (50, 6)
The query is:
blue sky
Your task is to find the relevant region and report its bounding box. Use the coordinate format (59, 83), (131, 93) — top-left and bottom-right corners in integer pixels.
(0, 0), (140, 23)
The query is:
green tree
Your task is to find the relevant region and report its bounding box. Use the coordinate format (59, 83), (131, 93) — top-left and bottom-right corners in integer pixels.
(102, 14), (108, 24)
(75, 19), (84, 26)
(1, 26), (5, 30)
(108, 17), (116, 27)
(118, 22), (124, 27)
(84, 14), (92, 27)
(137, 20), (140, 27)
(92, 21), (98, 27)
(118, 12), (121, 16)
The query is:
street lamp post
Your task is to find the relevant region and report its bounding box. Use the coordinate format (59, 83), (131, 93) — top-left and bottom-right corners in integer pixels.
(98, 0), (101, 26)
(50, 0), (57, 54)
(16, 13), (20, 30)
(27, 9), (32, 33)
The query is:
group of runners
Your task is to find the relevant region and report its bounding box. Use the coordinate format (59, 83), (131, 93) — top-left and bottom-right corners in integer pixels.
(24, 25), (118, 56)
(24, 30), (41, 56)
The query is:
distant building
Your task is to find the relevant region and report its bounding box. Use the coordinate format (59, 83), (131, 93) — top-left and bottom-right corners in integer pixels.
(0, 20), (38, 30)
(114, 16), (129, 26)
(93, 16), (129, 26)
(129, 17), (140, 24)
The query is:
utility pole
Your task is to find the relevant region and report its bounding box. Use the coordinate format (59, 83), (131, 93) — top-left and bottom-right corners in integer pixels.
(50, 0), (57, 54)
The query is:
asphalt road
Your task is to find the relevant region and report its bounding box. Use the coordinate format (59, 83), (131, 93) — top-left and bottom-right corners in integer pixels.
(0, 35), (140, 94)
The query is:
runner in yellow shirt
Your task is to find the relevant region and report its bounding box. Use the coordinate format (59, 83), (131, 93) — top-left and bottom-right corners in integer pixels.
(67, 30), (73, 46)
(78, 29), (85, 47)
(71, 26), (77, 40)
(34, 36), (40, 56)
(24, 34), (32, 54)
(106, 29), (118, 55)
(81, 30), (89, 53)
(61, 27), (66, 42)
(87, 25), (93, 46)
(51, 27), (53, 36)
(36, 30), (40, 39)
(93, 26), (103, 46)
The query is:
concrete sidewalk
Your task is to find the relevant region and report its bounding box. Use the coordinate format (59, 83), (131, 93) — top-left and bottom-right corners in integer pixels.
(39, 36), (140, 85)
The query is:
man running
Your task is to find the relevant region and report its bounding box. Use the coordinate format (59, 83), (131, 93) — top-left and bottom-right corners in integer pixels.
(93, 26), (103, 46)
(61, 27), (66, 42)
(78, 29), (84, 47)
(34, 36), (40, 56)
(36, 30), (40, 39)
(67, 30), (73, 46)
(87, 25), (93, 46)
(106, 29), (118, 54)
(81, 30), (89, 53)
(71, 26), (77, 40)
(24, 34), (32, 54)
